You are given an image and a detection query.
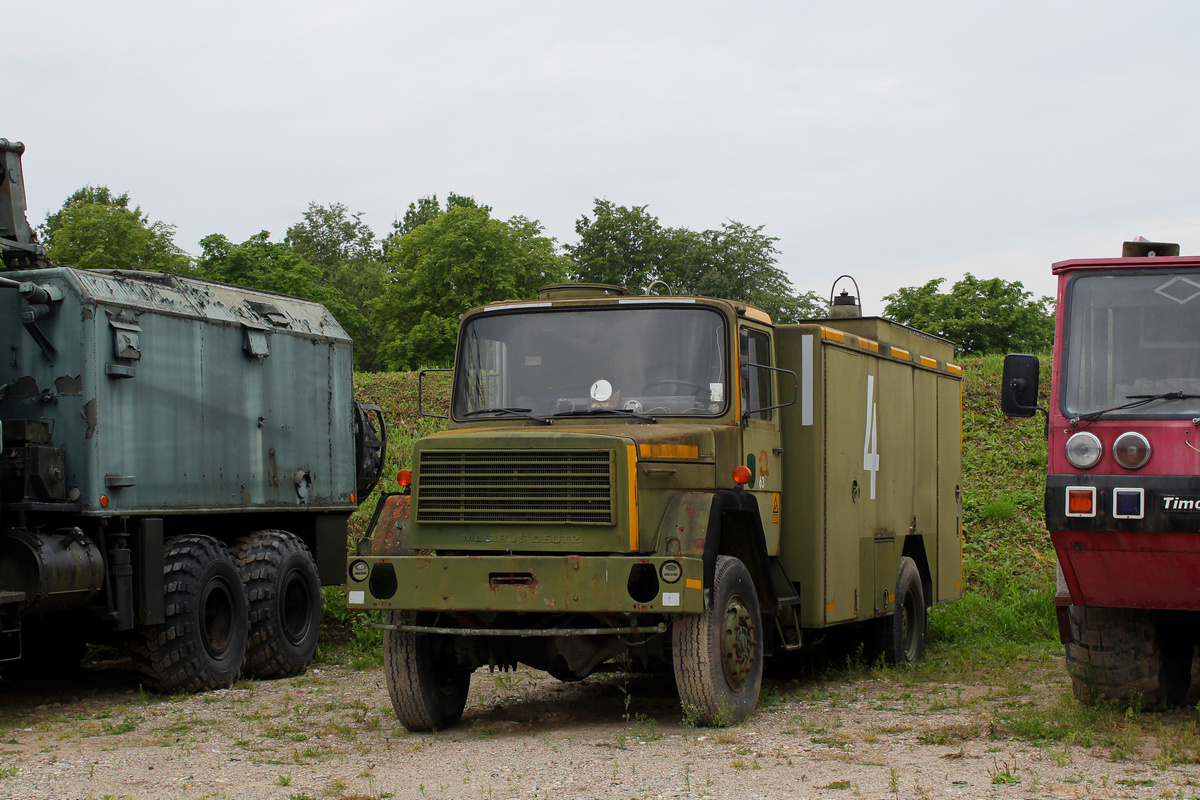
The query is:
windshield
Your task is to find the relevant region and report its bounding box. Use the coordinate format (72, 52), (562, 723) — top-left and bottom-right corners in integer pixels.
(453, 305), (729, 419)
(1062, 268), (1200, 418)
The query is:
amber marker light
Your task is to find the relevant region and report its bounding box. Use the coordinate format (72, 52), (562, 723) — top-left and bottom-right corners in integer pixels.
(398, 469), (413, 488)
(100, 495), (109, 508)
(1066, 486), (1096, 517)
(733, 465), (752, 485)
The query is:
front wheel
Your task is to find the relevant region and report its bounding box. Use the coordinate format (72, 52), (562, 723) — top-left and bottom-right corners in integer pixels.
(1065, 606), (1194, 710)
(384, 611), (472, 732)
(672, 555), (763, 726)
(129, 535), (248, 693)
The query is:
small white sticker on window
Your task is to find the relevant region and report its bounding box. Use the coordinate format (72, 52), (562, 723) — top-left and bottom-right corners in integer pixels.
(662, 592), (681, 607)
(710, 383), (724, 402)
(348, 591), (365, 606)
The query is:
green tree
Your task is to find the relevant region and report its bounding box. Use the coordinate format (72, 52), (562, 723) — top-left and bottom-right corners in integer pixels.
(196, 231), (365, 362)
(567, 200), (669, 291)
(386, 193), (488, 247)
(661, 221), (826, 323)
(882, 273), (1054, 355)
(40, 186), (191, 272)
(567, 199), (825, 322)
(376, 205), (568, 369)
(284, 202), (388, 370)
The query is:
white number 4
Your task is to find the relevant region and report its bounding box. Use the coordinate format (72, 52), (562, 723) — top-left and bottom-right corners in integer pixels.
(863, 375), (879, 500)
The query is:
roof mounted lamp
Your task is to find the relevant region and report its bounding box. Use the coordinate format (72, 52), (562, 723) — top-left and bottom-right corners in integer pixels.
(829, 275), (861, 319)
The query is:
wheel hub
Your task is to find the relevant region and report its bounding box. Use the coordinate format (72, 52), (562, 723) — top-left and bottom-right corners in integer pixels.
(200, 579), (236, 660)
(720, 594), (757, 690)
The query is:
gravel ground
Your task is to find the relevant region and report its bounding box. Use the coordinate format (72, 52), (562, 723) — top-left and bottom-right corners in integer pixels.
(0, 653), (1197, 800)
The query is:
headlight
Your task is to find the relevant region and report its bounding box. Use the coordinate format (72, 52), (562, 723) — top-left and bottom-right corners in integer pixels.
(1065, 431), (1102, 469)
(1112, 431), (1151, 470)
(349, 560), (370, 582)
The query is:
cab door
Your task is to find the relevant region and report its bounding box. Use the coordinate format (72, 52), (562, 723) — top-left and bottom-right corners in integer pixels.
(739, 325), (783, 554)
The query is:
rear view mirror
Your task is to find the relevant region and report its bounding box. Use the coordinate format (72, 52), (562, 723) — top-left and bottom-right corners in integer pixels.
(1000, 354), (1041, 417)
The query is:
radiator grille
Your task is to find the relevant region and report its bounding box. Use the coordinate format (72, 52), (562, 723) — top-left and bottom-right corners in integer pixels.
(415, 449), (615, 524)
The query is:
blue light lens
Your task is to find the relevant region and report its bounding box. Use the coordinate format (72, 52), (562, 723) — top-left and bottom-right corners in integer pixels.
(1115, 490), (1142, 517)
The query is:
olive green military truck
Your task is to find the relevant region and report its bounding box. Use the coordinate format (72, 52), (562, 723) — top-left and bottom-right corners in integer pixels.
(348, 282), (962, 729)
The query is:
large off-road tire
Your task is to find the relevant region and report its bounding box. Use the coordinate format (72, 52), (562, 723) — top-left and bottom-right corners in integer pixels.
(672, 555), (763, 726)
(882, 556), (926, 665)
(1065, 606), (1194, 710)
(129, 535), (248, 693)
(232, 530), (321, 679)
(384, 610), (472, 732)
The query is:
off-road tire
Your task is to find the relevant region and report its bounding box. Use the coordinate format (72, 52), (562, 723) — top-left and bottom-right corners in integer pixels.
(232, 530), (321, 679)
(672, 555), (763, 726)
(384, 610), (472, 732)
(1065, 606), (1194, 710)
(882, 556), (926, 665)
(129, 535), (248, 693)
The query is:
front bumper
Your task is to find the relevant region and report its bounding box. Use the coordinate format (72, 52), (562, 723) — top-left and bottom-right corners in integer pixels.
(1053, 530), (1200, 610)
(346, 554), (705, 614)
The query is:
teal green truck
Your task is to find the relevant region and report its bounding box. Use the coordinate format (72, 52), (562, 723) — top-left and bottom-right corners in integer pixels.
(348, 282), (962, 729)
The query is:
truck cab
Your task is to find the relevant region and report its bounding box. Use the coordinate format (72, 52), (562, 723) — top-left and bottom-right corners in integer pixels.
(1003, 239), (1200, 708)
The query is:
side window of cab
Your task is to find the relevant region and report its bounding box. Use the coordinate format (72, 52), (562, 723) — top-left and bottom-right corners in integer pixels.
(739, 327), (773, 420)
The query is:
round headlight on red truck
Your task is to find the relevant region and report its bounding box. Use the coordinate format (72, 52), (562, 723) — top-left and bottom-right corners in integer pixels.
(1112, 431), (1151, 470)
(1065, 431), (1102, 470)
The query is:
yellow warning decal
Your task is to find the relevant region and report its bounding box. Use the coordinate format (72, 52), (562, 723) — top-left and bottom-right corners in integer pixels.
(626, 445), (639, 551)
(639, 444), (699, 459)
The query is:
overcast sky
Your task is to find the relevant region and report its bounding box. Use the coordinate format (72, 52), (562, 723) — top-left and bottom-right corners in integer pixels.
(12, 2), (1200, 312)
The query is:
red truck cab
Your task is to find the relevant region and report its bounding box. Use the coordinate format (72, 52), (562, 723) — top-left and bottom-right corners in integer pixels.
(1003, 239), (1200, 708)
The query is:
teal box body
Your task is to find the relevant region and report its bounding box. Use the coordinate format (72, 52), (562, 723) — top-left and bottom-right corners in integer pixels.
(0, 267), (357, 515)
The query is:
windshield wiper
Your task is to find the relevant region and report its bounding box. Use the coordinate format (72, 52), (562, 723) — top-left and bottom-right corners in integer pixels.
(553, 408), (658, 423)
(1075, 391), (1200, 423)
(1125, 391), (1200, 400)
(462, 407), (551, 425)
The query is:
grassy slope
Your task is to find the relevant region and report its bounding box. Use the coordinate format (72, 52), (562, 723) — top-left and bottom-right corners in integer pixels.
(927, 353), (1057, 659)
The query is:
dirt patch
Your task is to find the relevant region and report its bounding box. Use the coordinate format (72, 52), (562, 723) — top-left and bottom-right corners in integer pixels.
(0, 655), (1195, 800)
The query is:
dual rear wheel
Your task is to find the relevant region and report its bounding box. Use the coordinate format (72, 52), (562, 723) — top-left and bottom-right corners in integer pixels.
(130, 530), (320, 693)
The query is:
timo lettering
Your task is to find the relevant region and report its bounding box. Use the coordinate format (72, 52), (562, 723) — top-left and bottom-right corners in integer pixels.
(1162, 496), (1200, 512)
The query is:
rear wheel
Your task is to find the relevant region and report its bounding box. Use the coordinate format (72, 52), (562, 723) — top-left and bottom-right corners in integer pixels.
(232, 531), (321, 679)
(130, 535), (248, 693)
(1065, 606), (1194, 710)
(384, 611), (472, 732)
(867, 556), (926, 665)
(672, 555), (763, 726)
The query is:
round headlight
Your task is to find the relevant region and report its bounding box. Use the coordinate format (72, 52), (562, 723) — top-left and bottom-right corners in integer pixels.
(1065, 431), (1102, 469)
(1112, 431), (1151, 470)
